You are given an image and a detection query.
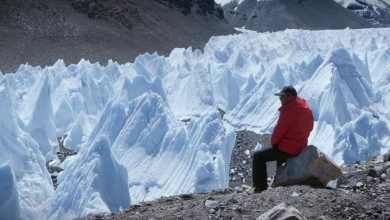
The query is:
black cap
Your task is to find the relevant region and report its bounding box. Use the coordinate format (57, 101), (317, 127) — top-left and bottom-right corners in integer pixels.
(274, 86), (297, 96)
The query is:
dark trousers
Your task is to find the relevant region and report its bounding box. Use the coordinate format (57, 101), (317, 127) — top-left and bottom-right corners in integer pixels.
(252, 146), (294, 190)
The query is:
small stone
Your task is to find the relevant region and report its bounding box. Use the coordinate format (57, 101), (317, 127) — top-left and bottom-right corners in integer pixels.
(374, 178), (380, 183)
(291, 192), (300, 197)
(366, 176), (374, 182)
(368, 169), (379, 177)
(241, 185), (251, 191)
(205, 199), (218, 208)
(245, 150), (250, 155)
(256, 203), (306, 220)
(242, 160), (248, 165)
(356, 182), (363, 187)
(233, 206), (243, 213)
(227, 198), (238, 204)
(234, 187), (243, 193)
(386, 168), (390, 176)
(380, 173), (387, 180)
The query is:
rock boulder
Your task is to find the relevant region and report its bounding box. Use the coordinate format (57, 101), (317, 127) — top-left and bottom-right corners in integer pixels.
(256, 203), (306, 220)
(272, 145), (342, 187)
(384, 153), (390, 162)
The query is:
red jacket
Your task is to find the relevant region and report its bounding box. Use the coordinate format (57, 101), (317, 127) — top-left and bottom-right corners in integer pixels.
(271, 96), (314, 155)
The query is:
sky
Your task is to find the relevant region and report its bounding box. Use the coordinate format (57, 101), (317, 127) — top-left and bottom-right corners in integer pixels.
(0, 27), (390, 219)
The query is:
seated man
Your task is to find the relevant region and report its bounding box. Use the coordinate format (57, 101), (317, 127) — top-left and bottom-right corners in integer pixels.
(252, 86), (314, 193)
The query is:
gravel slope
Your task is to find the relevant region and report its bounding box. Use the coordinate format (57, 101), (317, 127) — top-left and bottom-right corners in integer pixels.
(0, 0), (234, 73)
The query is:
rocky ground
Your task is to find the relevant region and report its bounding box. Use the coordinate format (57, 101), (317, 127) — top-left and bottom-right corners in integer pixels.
(229, 131), (274, 188)
(80, 130), (390, 220)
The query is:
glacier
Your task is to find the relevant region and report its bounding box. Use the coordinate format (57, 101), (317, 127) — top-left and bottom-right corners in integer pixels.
(0, 164), (20, 220)
(0, 27), (389, 219)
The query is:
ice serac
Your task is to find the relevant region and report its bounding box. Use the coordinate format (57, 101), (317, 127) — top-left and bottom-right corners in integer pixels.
(375, 66), (390, 114)
(51, 60), (118, 138)
(225, 81), (280, 132)
(0, 164), (20, 220)
(92, 91), (236, 203)
(43, 137), (130, 220)
(300, 48), (373, 156)
(333, 112), (390, 164)
(243, 74), (257, 94)
(114, 75), (166, 105)
(17, 72), (57, 157)
(164, 48), (215, 119)
(53, 62), (111, 113)
(212, 69), (240, 111)
(64, 113), (96, 151)
(134, 52), (169, 81)
(370, 49), (390, 82)
(0, 80), (53, 220)
(187, 109), (236, 193)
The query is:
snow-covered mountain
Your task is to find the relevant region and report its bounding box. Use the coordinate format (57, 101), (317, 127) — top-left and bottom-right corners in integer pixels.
(1, 27), (390, 219)
(216, 0), (390, 28)
(335, 0), (390, 26)
(218, 0), (371, 31)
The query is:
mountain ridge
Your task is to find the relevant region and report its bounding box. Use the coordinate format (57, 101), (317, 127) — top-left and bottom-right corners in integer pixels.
(222, 0), (372, 31)
(335, 0), (390, 27)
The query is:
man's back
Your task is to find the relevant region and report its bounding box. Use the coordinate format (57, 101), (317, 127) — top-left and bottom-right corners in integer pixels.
(271, 96), (314, 155)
